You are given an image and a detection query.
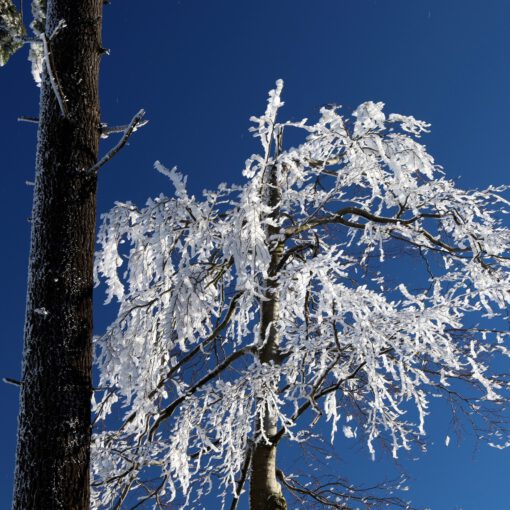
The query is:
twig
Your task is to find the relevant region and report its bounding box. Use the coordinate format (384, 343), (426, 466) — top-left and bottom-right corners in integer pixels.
(276, 470), (349, 509)
(230, 441), (253, 510)
(18, 116), (39, 124)
(14, 37), (41, 45)
(127, 475), (168, 510)
(3, 377), (22, 387)
(100, 118), (149, 139)
(88, 109), (146, 174)
(50, 19), (67, 41)
(148, 344), (256, 441)
(41, 33), (68, 117)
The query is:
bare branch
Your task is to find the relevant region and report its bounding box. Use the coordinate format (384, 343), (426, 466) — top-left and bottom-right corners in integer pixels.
(127, 475), (168, 510)
(100, 119), (149, 139)
(17, 116), (39, 124)
(88, 109), (147, 173)
(2, 377), (22, 387)
(277, 469), (419, 510)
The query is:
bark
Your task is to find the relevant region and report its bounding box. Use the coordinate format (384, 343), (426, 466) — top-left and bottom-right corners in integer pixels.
(250, 164), (287, 510)
(12, 1), (103, 508)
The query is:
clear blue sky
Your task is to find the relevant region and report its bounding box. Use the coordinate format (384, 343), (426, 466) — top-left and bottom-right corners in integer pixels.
(1, 1), (509, 508)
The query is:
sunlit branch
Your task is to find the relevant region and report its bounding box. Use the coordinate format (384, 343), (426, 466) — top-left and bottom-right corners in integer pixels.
(149, 344), (257, 440)
(274, 348), (393, 444)
(117, 292), (243, 435)
(229, 441), (253, 510)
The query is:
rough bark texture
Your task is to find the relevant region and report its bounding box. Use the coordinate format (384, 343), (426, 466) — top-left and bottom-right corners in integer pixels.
(13, 1), (103, 508)
(250, 165), (287, 510)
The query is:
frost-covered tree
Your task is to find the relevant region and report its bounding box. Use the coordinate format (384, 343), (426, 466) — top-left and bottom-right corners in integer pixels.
(93, 81), (510, 509)
(2, 1), (145, 508)
(8, 1), (104, 507)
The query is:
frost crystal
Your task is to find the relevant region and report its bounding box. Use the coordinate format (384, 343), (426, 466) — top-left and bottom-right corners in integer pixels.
(29, 0), (46, 85)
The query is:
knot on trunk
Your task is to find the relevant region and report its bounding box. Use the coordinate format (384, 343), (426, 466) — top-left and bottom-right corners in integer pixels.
(267, 494), (287, 509)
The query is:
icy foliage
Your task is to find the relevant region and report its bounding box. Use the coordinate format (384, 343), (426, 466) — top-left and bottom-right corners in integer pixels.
(92, 81), (510, 508)
(28, 0), (45, 84)
(0, 0), (25, 66)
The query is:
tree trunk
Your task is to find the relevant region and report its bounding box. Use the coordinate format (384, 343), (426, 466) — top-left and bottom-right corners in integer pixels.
(250, 164), (287, 510)
(13, 1), (103, 508)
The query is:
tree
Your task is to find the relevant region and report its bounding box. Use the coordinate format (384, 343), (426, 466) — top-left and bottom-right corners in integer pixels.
(1, 1), (144, 508)
(92, 81), (510, 509)
(8, 0), (104, 507)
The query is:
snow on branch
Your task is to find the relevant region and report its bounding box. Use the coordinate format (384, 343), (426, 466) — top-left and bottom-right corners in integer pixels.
(41, 33), (67, 117)
(92, 81), (510, 509)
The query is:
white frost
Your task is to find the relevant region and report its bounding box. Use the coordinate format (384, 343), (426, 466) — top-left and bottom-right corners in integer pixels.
(91, 81), (510, 508)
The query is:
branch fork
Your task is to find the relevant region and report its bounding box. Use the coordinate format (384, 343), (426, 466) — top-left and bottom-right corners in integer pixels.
(88, 109), (147, 174)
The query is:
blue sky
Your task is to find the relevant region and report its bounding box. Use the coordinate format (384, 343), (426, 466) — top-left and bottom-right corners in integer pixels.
(1, 1), (510, 508)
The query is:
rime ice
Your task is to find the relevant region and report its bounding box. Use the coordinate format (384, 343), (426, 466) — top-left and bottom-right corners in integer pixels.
(92, 81), (510, 509)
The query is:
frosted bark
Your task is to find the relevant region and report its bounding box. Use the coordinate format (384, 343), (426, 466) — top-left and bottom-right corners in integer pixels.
(13, 0), (103, 508)
(250, 164), (287, 509)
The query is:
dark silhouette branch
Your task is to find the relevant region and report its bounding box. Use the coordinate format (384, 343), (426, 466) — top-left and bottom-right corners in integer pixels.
(3, 377), (22, 387)
(149, 344), (257, 440)
(89, 109), (147, 173)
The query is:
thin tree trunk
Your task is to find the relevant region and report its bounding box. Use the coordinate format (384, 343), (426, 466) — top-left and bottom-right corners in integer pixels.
(250, 164), (287, 510)
(13, 1), (103, 508)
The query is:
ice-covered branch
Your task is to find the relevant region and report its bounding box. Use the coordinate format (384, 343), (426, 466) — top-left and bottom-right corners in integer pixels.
(287, 207), (443, 236)
(41, 33), (67, 117)
(117, 292), (243, 434)
(229, 441), (253, 510)
(148, 344), (257, 440)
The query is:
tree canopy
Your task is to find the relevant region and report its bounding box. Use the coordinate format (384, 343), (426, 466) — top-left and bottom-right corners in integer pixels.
(91, 80), (510, 508)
